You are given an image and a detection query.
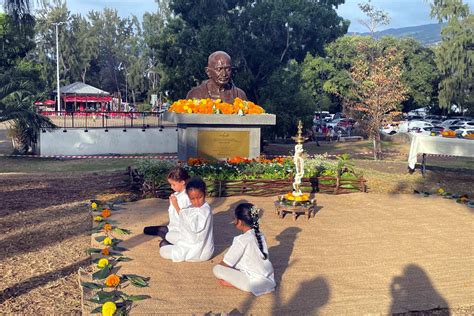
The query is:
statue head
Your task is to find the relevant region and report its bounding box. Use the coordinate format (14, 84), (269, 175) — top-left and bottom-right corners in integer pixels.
(205, 51), (233, 88)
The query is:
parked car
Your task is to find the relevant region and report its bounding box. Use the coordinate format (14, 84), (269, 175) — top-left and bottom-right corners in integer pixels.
(409, 126), (433, 135)
(445, 125), (463, 131)
(424, 115), (442, 121)
(398, 120), (434, 133)
(406, 115), (424, 121)
(454, 128), (474, 137)
(457, 121), (474, 129)
(381, 123), (399, 135)
(441, 119), (461, 128)
(327, 118), (355, 129)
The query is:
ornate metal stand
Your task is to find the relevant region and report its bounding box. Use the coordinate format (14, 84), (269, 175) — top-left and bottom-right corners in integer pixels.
(274, 198), (317, 220)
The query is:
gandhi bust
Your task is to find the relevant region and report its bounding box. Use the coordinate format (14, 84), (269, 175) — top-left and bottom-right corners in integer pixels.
(186, 51), (247, 104)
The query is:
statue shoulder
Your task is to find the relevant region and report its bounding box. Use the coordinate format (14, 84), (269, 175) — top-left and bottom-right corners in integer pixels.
(186, 80), (209, 99)
(233, 85), (248, 100)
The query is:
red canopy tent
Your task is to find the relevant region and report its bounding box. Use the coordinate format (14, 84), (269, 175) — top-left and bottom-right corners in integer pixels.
(59, 82), (112, 112)
(34, 99), (56, 106)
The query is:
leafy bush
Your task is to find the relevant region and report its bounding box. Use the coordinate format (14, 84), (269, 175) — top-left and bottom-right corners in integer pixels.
(136, 159), (177, 187)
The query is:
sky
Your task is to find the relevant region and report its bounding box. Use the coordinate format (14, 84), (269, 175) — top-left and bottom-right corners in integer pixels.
(1, 0), (473, 32)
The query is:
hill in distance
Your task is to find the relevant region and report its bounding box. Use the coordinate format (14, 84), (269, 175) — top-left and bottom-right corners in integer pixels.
(350, 23), (444, 46)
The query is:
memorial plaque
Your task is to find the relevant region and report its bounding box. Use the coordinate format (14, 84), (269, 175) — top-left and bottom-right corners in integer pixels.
(198, 130), (250, 159)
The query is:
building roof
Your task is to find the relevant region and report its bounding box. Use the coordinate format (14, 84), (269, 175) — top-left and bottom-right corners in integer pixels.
(60, 82), (110, 96)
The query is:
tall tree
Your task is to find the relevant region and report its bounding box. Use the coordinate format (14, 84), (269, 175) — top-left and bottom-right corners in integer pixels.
(88, 8), (138, 100)
(3, 0), (31, 21)
(154, 0), (348, 102)
(0, 13), (54, 153)
(345, 48), (408, 160)
(430, 0), (473, 114)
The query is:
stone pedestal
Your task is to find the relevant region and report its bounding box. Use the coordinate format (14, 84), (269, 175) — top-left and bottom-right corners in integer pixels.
(163, 112), (276, 160)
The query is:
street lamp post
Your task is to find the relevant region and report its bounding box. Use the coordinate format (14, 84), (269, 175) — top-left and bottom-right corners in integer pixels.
(52, 21), (65, 113)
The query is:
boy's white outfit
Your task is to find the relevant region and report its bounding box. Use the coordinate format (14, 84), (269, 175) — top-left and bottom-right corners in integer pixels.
(160, 202), (214, 262)
(213, 229), (276, 296)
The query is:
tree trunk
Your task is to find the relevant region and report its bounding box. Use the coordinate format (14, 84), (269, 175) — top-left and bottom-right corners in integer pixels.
(373, 132), (382, 160)
(373, 138), (378, 160)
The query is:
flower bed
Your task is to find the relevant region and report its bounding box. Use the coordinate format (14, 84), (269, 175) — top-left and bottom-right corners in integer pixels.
(131, 154), (366, 197)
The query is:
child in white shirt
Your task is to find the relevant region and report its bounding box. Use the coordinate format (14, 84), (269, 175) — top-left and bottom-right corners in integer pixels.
(213, 203), (276, 296)
(159, 177), (214, 262)
(143, 167), (191, 247)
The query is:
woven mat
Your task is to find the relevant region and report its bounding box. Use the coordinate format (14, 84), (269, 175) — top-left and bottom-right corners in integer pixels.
(82, 194), (473, 315)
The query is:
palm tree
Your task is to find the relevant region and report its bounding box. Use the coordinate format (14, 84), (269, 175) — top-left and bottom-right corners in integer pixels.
(0, 75), (55, 153)
(3, 0), (31, 21)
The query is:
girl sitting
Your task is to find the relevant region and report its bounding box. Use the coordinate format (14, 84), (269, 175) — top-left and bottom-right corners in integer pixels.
(213, 203), (276, 296)
(160, 177), (214, 262)
(143, 167), (191, 247)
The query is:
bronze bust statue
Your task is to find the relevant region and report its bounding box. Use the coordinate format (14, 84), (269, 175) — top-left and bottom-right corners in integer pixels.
(186, 51), (247, 104)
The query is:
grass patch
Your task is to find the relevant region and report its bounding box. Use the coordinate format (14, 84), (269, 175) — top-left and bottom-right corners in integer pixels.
(265, 140), (409, 157)
(0, 157), (140, 173)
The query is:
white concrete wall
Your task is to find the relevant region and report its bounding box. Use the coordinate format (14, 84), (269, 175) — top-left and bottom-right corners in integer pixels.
(38, 128), (177, 155)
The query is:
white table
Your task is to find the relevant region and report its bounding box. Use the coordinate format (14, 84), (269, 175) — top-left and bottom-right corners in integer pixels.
(408, 135), (474, 172)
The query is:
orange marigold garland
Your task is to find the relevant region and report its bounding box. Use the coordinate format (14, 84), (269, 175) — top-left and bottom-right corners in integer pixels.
(168, 97), (265, 115)
(105, 274), (121, 287)
(84, 200), (150, 314)
(101, 208), (111, 218)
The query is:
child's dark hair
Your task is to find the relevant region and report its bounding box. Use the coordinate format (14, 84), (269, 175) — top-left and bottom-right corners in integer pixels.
(186, 177), (206, 194)
(235, 203), (268, 260)
(167, 167), (190, 182)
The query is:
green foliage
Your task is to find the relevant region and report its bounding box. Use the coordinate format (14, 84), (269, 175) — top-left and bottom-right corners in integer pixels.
(122, 274), (150, 287)
(430, 0), (473, 114)
(303, 35), (441, 114)
(136, 159), (177, 187)
(260, 60), (314, 138)
(153, 0), (348, 136)
(0, 13), (55, 153)
(138, 155), (361, 187)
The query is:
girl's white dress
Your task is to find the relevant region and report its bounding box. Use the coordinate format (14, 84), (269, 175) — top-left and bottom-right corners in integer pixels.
(214, 229), (276, 296)
(161, 202), (214, 262)
(167, 190), (192, 232)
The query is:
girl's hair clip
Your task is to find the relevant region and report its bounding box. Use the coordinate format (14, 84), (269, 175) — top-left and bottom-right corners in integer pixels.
(250, 205), (260, 218)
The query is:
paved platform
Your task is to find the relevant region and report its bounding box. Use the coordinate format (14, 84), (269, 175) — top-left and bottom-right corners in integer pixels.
(87, 193), (473, 315)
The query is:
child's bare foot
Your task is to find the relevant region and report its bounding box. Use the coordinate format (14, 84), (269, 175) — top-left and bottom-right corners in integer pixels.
(218, 279), (236, 288)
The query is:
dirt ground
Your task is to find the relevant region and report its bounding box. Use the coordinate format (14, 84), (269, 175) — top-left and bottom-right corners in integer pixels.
(0, 124), (472, 314)
(0, 171), (130, 314)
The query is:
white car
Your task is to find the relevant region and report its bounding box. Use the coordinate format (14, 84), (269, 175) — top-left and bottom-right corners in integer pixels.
(381, 123), (399, 135)
(409, 126), (433, 135)
(398, 120), (434, 133)
(457, 121), (474, 129)
(441, 119), (461, 128)
(455, 128), (474, 137)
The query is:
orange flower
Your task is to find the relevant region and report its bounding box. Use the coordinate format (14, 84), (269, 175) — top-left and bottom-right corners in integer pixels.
(105, 274), (120, 287)
(101, 248), (110, 255)
(103, 223), (112, 231)
(168, 98), (265, 115)
(101, 208), (111, 218)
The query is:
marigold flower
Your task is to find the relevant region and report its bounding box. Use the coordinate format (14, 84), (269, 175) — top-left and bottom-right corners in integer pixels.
(101, 208), (111, 218)
(102, 301), (117, 316)
(101, 248), (110, 256)
(168, 98), (265, 115)
(103, 223), (112, 231)
(91, 202), (98, 209)
(438, 188), (445, 194)
(105, 274), (121, 287)
(103, 237), (112, 245)
(94, 215), (103, 222)
(97, 258), (109, 269)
